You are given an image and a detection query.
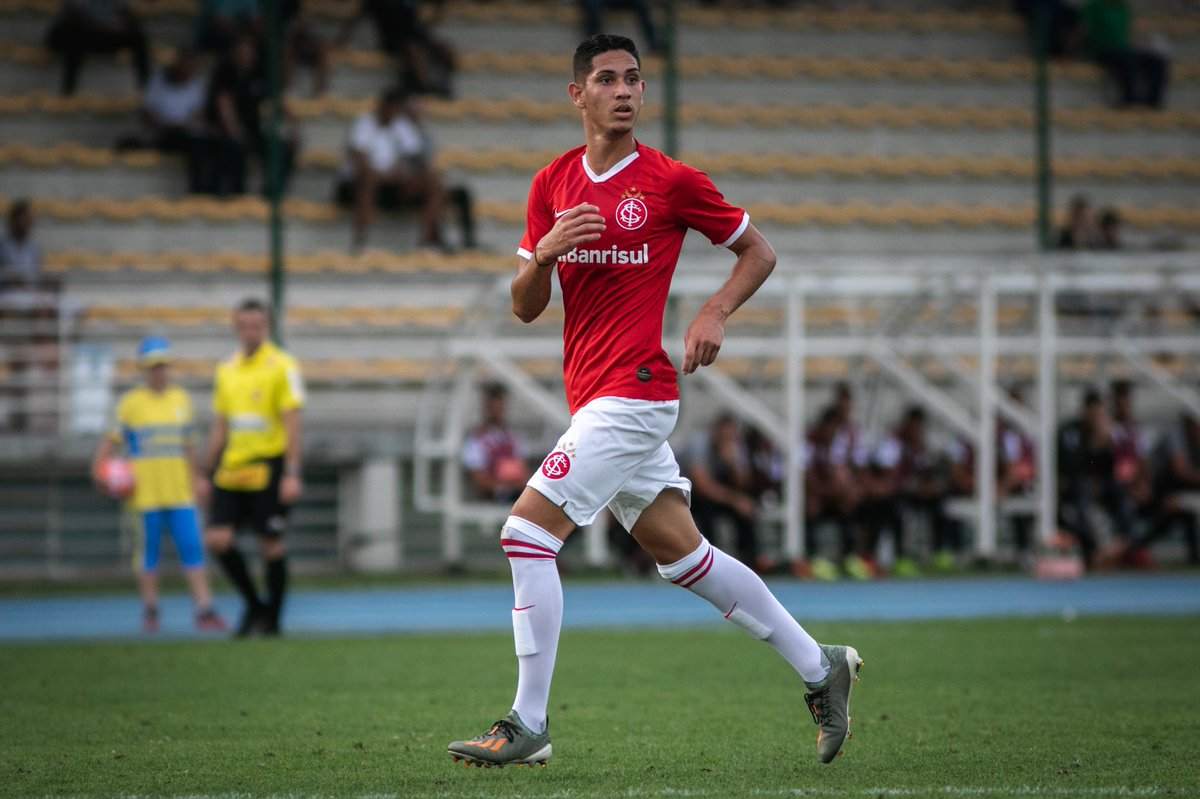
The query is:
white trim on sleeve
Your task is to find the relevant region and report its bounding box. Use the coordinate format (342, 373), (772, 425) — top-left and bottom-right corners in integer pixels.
(517, 247), (534, 260)
(717, 211), (751, 248)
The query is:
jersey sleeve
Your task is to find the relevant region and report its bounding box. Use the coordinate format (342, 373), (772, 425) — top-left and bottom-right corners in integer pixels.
(517, 168), (554, 261)
(672, 163), (749, 248)
(277, 357), (306, 412)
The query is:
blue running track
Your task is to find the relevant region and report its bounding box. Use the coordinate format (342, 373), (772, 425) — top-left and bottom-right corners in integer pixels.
(1, 575), (1197, 642)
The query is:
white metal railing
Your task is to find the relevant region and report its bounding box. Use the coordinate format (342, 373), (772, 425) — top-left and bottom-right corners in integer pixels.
(415, 253), (1200, 565)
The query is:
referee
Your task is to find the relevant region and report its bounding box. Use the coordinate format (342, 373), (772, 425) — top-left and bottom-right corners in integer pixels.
(199, 299), (305, 637)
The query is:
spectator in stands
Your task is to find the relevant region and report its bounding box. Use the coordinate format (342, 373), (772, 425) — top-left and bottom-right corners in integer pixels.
(336, 0), (457, 98)
(800, 407), (862, 580)
(195, 0), (261, 54)
(198, 34), (297, 196)
(45, 0), (150, 96)
(580, 0), (663, 54)
(0, 201), (42, 287)
(116, 51), (210, 194)
(686, 413), (765, 571)
(1058, 194), (1101, 250)
(462, 384), (530, 503)
(336, 86), (476, 252)
(1081, 0), (1169, 109)
(1097, 207), (1123, 250)
(284, 0), (331, 96)
(1127, 413), (1200, 566)
(998, 385), (1038, 554)
(1057, 387), (1136, 567)
(867, 406), (958, 578)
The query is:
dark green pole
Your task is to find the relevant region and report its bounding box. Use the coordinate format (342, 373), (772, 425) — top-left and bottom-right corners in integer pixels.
(265, 0), (287, 341)
(1033, 3), (1053, 251)
(662, 0), (679, 158)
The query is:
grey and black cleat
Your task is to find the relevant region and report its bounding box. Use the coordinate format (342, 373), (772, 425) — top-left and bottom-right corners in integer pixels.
(804, 643), (864, 763)
(447, 711), (552, 768)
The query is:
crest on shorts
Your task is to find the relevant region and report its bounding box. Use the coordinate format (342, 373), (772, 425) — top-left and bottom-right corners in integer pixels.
(541, 451), (572, 480)
(616, 187), (648, 231)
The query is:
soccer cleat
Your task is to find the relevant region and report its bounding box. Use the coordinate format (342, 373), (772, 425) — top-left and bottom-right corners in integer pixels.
(447, 711), (552, 768)
(804, 644), (864, 764)
(142, 607), (159, 634)
(893, 556), (922, 578)
(195, 608), (228, 632)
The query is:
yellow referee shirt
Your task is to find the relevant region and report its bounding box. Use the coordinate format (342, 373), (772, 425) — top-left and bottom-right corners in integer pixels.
(111, 386), (195, 510)
(212, 341), (305, 490)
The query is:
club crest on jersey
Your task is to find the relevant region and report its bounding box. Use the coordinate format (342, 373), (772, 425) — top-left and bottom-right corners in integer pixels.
(541, 451), (572, 480)
(616, 187), (648, 231)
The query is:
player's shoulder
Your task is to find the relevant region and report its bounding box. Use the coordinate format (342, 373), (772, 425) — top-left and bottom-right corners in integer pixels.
(117, 386), (145, 412)
(636, 144), (705, 188)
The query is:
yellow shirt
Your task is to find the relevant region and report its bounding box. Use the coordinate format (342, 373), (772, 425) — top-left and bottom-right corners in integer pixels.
(212, 342), (305, 486)
(111, 385), (195, 511)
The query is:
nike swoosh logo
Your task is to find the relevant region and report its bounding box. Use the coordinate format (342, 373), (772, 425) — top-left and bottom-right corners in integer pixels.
(513, 604), (536, 612)
(554, 209), (570, 218)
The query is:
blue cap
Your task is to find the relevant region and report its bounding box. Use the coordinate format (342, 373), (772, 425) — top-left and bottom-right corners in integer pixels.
(137, 336), (172, 365)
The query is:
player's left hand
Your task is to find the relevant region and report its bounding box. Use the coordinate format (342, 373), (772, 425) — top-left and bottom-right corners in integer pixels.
(682, 308), (725, 374)
(279, 474), (303, 505)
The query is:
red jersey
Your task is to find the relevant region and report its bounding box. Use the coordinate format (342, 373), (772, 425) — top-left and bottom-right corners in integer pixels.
(518, 143), (748, 414)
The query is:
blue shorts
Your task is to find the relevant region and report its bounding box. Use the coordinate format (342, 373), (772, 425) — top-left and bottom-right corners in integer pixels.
(137, 507), (205, 571)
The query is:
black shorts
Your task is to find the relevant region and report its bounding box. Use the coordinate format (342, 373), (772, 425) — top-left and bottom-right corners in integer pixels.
(209, 457), (290, 537)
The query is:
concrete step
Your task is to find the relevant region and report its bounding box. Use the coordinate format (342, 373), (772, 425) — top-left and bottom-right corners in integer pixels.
(7, 159), (1198, 208)
(9, 49), (1197, 109)
(2, 104), (1197, 159)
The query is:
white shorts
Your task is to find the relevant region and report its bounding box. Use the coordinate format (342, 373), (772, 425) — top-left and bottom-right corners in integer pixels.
(526, 396), (692, 531)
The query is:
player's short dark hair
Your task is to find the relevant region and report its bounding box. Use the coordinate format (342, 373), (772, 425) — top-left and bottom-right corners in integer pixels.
(236, 297), (270, 316)
(904, 405), (926, 424)
(573, 34), (640, 83)
(482, 382), (508, 400)
(1082, 387), (1103, 408)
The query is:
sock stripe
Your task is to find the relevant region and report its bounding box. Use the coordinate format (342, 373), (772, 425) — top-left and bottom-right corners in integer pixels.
(680, 552), (714, 587)
(673, 547), (713, 587)
(506, 552), (557, 560)
(500, 538), (558, 556)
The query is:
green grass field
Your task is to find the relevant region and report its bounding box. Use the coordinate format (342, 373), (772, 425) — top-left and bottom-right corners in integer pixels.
(2, 616), (1197, 799)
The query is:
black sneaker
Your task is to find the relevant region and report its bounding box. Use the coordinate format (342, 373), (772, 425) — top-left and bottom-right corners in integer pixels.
(234, 603), (267, 638)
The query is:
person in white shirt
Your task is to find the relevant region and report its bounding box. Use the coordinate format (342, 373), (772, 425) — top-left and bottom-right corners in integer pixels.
(142, 51), (207, 150)
(337, 86), (475, 252)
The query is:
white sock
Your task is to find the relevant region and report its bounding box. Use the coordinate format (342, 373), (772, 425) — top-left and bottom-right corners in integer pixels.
(502, 515), (563, 735)
(658, 537), (828, 684)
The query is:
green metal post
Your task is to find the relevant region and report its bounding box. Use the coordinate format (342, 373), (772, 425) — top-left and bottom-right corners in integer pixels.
(1033, 3), (1054, 251)
(265, 0), (287, 341)
(662, 0), (679, 158)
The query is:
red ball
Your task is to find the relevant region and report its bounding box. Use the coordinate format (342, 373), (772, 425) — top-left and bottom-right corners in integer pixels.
(99, 458), (136, 500)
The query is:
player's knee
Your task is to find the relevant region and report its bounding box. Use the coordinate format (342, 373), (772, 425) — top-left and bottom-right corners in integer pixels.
(205, 527), (234, 553)
(259, 536), (286, 560)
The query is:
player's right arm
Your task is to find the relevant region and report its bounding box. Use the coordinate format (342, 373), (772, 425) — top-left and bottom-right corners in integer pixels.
(511, 167), (605, 322)
(511, 204), (604, 322)
(91, 395), (127, 487)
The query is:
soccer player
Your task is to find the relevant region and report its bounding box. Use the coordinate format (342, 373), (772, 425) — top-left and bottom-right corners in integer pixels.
(447, 34), (862, 768)
(200, 299), (305, 637)
(91, 336), (226, 633)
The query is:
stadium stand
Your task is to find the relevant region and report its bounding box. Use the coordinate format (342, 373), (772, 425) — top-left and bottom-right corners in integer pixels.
(2, 0), (1199, 577)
